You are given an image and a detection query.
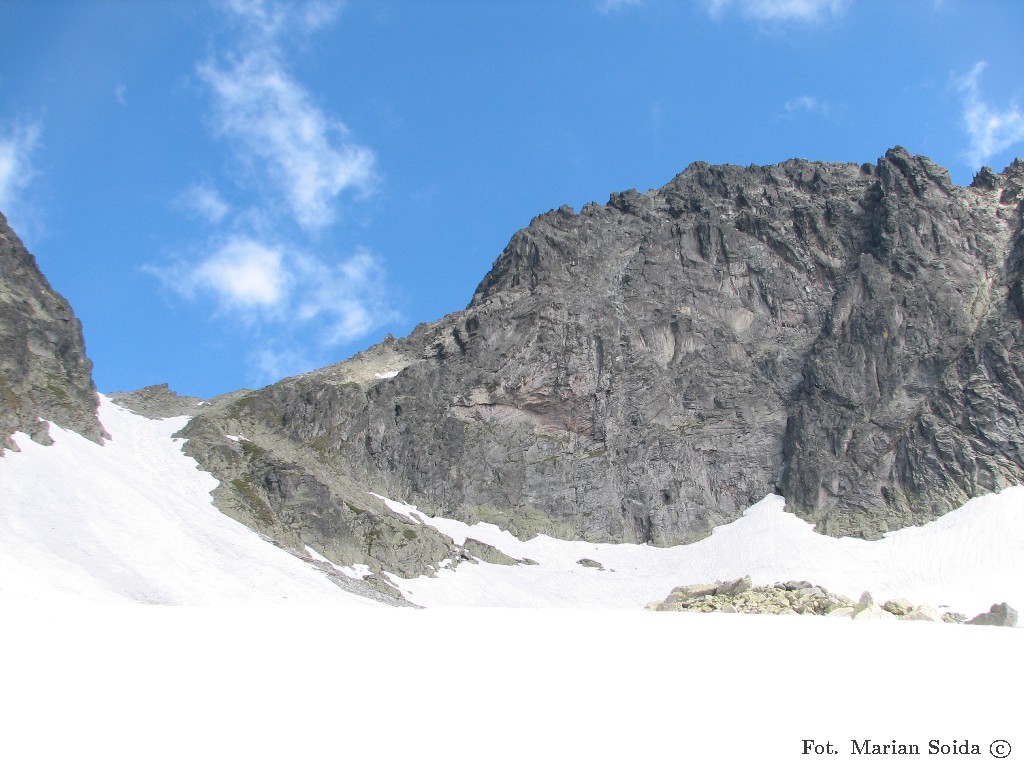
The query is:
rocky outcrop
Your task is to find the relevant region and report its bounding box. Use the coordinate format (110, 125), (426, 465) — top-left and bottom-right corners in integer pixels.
(645, 579), (1007, 624)
(177, 402), (461, 581)
(462, 538), (529, 566)
(966, 602), (1019, 627)
(647, 577), (860, 616)
(0, 211), (103, 450)
(180, 149), (1024, 558)
(108, 383), (212, 420)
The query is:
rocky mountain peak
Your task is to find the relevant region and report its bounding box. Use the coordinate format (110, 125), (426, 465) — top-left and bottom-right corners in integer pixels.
(176, 148), (1024, 563)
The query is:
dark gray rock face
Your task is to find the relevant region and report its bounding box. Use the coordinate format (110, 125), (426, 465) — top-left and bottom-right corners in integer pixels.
(181, 148), (1024, 555)
(0, 211), (103, 449)
(782, 153), (1024, 536)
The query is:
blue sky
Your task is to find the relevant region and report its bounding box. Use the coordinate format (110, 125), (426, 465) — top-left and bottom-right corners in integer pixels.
(2, 0), (1023, 398)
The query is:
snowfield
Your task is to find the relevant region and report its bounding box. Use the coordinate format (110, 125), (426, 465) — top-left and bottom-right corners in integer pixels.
(381, 492), (1024, 616)
(1, 398), (1022, 768)
(1, 396), (1022, 616)
(0, 397), (380, 607)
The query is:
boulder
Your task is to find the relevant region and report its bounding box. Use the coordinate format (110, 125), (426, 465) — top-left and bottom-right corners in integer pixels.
(904, 604), (942, 622)
(463, 538), (521, 566)
(966, 603), (1019, 627)
(882, 598), (914, 617)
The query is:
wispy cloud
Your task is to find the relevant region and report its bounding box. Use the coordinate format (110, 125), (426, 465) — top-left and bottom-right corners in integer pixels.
(784, 95), (830, 115)
(199, 0), (373, 231)
(198, 51), (375, 232)
(596, 0), (645, 13)
(956, 61), (1024, 170)
(222, 0), (343, 37)
(178, 183), (231, 224)
(0, 120), (42, 216)
(154, 234), (395, 348)
(292, 248), (392, 346)
(704, 0), (848, 23)
(253, 345), (316, 384)
(158, 0), (396, 385)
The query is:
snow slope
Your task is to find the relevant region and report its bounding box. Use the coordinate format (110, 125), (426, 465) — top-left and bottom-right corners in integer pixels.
(1, 395), (1021, 767)
(2, 395), (1021, 616)
(381, 493), (1024, 616)
(0, 397), (380, 607)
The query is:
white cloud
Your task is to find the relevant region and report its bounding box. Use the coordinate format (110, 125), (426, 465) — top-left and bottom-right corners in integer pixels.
(179, 183), (231, 224)
(956, 61), (1024, 170)
(222, 0), (283, 35)
(242, 246), (395, 383)
(199, 48), (375, 231)
(297, 0), (344, 32)
(159, 235), (394, 353)
(191, 237), (289, 309)
(222, 0), (343, 37)
(252, 345), (315, 383)
(158, 0), (394, 379)
(0, 120), (42, 215)
(199, 0), (374, 232)
(784, 95), (831, 116)
(293, 248), (394, 345)
(705, 0), (848, 22)
(785, 95), (817, 112)
(597, 0), (645, 13)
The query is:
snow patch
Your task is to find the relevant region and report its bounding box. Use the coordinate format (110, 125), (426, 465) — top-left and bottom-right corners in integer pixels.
(378, 491), (1024, 615)
(0, 396), (382, 607)
(2, 395), (1021, 617)
(373, 370), (399, 380)
(371, 493), (426, 524)
(304, 545), (373, 580)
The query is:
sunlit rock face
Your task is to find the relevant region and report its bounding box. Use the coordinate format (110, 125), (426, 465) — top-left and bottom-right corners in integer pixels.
(181, 148), (1024, 550)
(0, 211), (104, 451)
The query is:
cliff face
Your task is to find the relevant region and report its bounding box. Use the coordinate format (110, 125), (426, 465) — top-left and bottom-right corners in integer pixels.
(780, 155), (1024, 535)
(0, 212), (103, 450)
(180, 148), (1024, 567)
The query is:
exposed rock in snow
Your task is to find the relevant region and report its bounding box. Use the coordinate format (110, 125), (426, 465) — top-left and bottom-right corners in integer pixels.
(966, 602), (1019, 627)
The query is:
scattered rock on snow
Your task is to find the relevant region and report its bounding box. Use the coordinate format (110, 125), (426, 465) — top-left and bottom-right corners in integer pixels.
(882, 598), (914, 617)
(462, 538), (522, 566)
(648, 579), (1016, 626)
(904, 605), (942, 622)
(649, 577), (856, 616)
